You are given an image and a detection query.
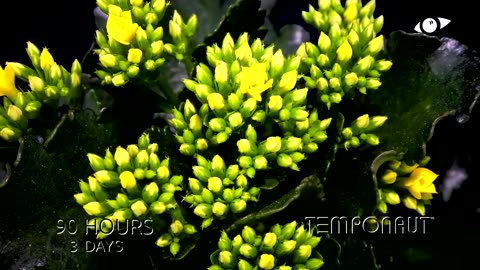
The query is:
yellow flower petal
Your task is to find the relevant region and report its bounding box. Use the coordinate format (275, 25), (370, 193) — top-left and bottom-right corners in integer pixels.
(407, 184), (422, 200)
(0, 64), (20, 99)
(422, 183), (437, 194)
(106, 10), (138, 45)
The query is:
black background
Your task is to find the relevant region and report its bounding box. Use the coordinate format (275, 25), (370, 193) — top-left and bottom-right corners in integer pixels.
(1, 0), (480, 269)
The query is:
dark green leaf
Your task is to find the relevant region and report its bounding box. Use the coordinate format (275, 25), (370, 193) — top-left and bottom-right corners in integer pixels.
(191, 0), (267, 64)
(369, 31), (480, 164)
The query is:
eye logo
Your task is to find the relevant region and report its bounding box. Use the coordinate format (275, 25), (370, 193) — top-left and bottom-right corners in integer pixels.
(414, 17), (451, 34)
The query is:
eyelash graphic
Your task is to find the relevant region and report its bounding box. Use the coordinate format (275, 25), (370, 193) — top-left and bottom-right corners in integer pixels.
(414, 17), (451, 34)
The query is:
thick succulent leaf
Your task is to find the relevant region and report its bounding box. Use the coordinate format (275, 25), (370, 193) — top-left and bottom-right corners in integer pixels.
(369, 31), (480, 164)
(226, 174), (323, 233)
(191, 0), (267, 64)
(263, 24), (310, 56)
(169, 0), (236, 45)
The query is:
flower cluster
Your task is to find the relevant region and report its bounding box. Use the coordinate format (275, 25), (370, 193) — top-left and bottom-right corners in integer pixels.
(172, 33), (332, 171)
(209, 222), (324, 270)
(183, 154), (261, 229)
(74, 132), (198, 256)
(94, 0), (197, 86)
(0, 42), (82, 142)
(339, 114), (387, 149)
(298, 0), (392, 108)
(377, 156), (438, 215)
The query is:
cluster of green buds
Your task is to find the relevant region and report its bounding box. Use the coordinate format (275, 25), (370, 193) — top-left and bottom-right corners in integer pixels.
(298, 0), (392, 108)
(171, 32), (332, 172)
(183, 154), (261, 229)
(0, 42), (82, 142)
(74, 132), (198, 256)
(377, 156), (438, 216)
(339, 114), (387, 149)
(209, 222), (324, 270)
(94, 0), (197, 86)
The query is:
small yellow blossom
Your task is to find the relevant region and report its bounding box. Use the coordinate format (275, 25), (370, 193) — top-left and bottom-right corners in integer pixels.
(403, 168), (438, 200)
(0, 64), (20, 99)
(106, 9), (139, 45)
(238, 63), (273, 102)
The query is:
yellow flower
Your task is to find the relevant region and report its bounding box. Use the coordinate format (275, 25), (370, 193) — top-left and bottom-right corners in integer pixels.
(403, 168), (438, 200)
(106, 9), (138, 45)
(0, 64), (20, 99)
(238, 63), (273, 102)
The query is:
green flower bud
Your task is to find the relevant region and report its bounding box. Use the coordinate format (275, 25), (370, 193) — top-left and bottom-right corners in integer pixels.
(276, 70), (298, 94)
(275, 239), (297, 256)
(365, 134), (380, 145)
(228, 112), (243, 129)
(150, 201), (166, 214)
(277, 153), (293, 168)
(290, 108), (309, 121)
(285, 55), (301, 72)
(241, 226), (257, 245)
(384, 190), (401, 205)
(235, 41), (253, 65)
(293, 244), (312, 264)
(209, 118), (227, 132)
(208, 176), (223, 193)
(157, 166), (170, 182)
(268, 95), (283, 112)
(114, 146), (131, 168)
(304, 236), (321, 248)
(227, 93), (241, 111)
(366, 78), (381, 90)
(353, 114), (370, 130)
(196, 63), (214, 86)
(263, 232), (277, 250)
(169, 242), (180, 256)
(74, 193), (95, 205)
(318, 32), (331, 53)
(194, 203), (213, 218)
(259, 254), (275, 270)
(382, 169), (397, 185)
(214, 61), (229, 85)
(134, 150), (149, 169)
(239, 243), (257, 259)
(230, 199), (247, 213)
(374, 59), (392, 72)
(94, 170), (120, 188)
(403, 196), (418, 210)
(169, 220), (184, 235)
(270, 50), (285, 78)
(235, 174), (248, 189)
(366, 35), (384, 56)
(87, 153), (105, 172)
(220, 189), (233, 203)
(99, 54), (117, 68)
(218, 250), (234, 268)
(355, 55), (374, 74)
(281, 221), (297, 240)
(305, 258), (324, 270)
(156, 233), (172, 248)
(237, 139), (258, 156)
(238, 259), (253, 270)
(179, 143), (195, 155)
(344, 72), (359, 86)
(253, 156), (268, 170)
(238, 155), (253, 169)
(183, 224), (197, 235)
(193, 165), (211, 182)
(142, 182), (160, 203)
(238, 126), (255, 145)
(207, 93), (226, 112)
(240, 98), (257, 118)
(213, 201), (229, 217)
(83, 201), (107, 216)
(131, 200), (148, 217)
(145, 169), (157, 179)
(120, 171), (137, 192)
(219, 231), (232, 250)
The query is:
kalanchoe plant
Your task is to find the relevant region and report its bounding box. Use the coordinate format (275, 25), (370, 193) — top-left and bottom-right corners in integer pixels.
(1, 0), (480, 269)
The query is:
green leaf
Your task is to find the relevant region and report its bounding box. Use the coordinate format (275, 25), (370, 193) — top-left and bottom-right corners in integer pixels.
(263, 24), (310, 56)
(369, 31), (480, 164)
(191, 0), (267, 64)
(225, 174), (323, 233)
